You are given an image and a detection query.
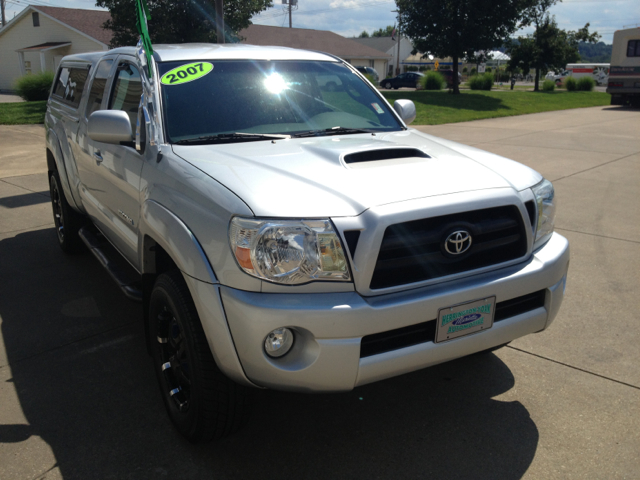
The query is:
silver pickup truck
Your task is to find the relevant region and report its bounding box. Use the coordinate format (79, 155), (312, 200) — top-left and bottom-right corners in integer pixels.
(44, 43), (569, 442)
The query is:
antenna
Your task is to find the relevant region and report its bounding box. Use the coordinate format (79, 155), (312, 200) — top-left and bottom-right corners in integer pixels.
(281, 0), (298, 28)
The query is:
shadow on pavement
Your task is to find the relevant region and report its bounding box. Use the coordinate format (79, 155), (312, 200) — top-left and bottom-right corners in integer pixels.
(0, 228), (539, 479)
(0, 191), (50, 208)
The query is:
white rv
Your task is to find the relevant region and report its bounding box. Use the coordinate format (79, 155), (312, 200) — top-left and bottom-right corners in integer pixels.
(607, 27), (640, 106)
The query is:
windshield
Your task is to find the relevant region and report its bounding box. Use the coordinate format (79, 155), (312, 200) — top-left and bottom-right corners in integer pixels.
(158, 60), (403, 144)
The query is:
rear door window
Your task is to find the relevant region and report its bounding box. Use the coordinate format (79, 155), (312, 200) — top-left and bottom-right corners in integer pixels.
(108, 62), (142, 134)
(85, 59), (114, 118)
(52, 66), (90, 108)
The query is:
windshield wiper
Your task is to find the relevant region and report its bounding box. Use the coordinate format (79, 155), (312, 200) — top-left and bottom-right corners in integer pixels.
(293, 126), (374, 138)
(174, 132), (291, 145)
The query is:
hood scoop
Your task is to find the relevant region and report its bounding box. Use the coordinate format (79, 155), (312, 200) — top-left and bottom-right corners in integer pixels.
(343, 148), (430, 169)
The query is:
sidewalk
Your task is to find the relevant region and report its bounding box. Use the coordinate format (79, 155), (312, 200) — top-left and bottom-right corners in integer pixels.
(0, 94), (24, 103)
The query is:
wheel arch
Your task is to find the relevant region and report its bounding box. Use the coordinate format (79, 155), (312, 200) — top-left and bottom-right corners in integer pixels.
(139, 202), (253, 388)
(46, 130), (81, 211)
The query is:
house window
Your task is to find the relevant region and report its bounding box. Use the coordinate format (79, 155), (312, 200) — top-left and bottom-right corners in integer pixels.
(32, 12), (40, 27)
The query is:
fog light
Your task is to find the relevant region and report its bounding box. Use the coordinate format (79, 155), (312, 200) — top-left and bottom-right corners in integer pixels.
(264, 328), (294, 358)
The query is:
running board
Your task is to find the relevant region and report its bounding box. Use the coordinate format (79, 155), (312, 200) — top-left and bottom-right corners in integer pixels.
(79, 226), (143, 302)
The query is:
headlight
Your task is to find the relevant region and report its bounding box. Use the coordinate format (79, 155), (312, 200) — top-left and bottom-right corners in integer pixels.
(229, 217), (351, 285)
(532, 178), (556, 248)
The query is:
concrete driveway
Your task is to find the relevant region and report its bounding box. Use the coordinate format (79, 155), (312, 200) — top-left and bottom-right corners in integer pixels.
(1, 107), (639, 479)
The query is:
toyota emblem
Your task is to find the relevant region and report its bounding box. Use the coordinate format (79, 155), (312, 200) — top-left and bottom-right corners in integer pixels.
(444, 230), (472, 255)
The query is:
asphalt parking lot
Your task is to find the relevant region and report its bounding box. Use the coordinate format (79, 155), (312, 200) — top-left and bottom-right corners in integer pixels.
(1, 106), (639, 479)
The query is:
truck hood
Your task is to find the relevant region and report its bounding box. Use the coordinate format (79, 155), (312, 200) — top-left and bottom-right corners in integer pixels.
(171, 129), (541, 217)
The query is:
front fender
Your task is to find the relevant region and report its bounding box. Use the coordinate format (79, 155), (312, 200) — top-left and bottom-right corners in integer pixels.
(139, 199), (218, 284)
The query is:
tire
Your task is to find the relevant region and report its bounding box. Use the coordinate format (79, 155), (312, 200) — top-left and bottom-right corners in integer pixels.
(149, 270), (251, 443)
(49, 170), (84, 253)
(384, 81), (392, 89)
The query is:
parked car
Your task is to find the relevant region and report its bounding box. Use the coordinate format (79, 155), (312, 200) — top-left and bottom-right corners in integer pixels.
(380, 71), (424, 89)
(355, 66), (379, 84)
(545, 70), (569, 84)
(45, 44), (569, 443)
(438, 69), (464, 88)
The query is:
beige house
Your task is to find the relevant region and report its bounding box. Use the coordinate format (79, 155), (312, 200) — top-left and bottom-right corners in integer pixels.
(239, 25), (390, 80)
(0, 5), (112, 91)
(352, 36), (414, 77)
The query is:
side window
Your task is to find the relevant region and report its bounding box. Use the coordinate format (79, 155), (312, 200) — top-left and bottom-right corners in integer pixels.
(52, 66), (90, 108)
(627, 40), (640, 57)
(108, 62), (142, 134)
(85, 59), (114, 118)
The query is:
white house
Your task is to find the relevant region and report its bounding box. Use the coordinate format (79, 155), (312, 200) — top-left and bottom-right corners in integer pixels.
(351, 36), (413, 77)
(0, 5), (112, 91)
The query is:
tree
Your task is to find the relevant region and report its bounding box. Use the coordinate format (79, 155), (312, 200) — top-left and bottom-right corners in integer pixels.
(358, 30), (370, 38)
(396, 0), (531, 94)
(97, 0), (273, 48)
(372, 25), (395, 37)
(578, 41), (612, 63)
(507, 13), (600, 90)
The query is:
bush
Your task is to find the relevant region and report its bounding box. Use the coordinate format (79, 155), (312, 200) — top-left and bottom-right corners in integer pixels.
(14, 71), (55, 101)
(462, 67), (468, 73)
(470, 67), (477, 76)
(542, 79), (555, 91)
(565, 76), (577, 91)
(420, 71), (445, 90)
(576, 76), (595, 91)
(469, 73), (493, 90)
(363, 73), (376, 84)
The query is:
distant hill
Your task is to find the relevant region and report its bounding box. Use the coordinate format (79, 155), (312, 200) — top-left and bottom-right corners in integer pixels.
(578, 41), (612, 63)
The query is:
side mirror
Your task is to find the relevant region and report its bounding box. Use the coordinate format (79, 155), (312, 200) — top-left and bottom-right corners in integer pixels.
(393, 99), (416, 125)
(88, 110), (133, 144)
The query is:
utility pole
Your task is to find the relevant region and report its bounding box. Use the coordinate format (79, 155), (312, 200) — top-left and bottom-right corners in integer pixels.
(215, 0), (224, 44)
(284, 0), (297, 28)
(1, 0), (7, 28)
(396, 27), (401, 75)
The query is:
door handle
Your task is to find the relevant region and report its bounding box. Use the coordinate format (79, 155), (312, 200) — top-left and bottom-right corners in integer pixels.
(94, 151), (103, 165)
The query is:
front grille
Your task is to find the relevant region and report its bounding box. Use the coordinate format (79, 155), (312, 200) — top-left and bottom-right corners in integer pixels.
(360, 290), (546, 358)
(370, 206), (528, 290)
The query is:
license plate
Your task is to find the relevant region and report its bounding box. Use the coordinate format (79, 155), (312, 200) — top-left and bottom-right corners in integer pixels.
(435, 296), (496, 343)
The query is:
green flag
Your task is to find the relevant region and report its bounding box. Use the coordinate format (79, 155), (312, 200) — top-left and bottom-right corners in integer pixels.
(135, 0), (153, 76)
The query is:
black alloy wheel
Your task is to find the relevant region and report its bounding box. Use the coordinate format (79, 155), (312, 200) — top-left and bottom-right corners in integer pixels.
(156, 304), (192, 413)
(149, 270), (251, 443)
(49, 170), (84, 253)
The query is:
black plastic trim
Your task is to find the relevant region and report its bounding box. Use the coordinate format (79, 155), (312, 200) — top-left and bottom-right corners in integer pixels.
(360, 290), (546, 358)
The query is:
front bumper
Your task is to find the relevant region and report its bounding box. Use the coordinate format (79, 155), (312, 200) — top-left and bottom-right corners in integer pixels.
(219, 232), (569, 392)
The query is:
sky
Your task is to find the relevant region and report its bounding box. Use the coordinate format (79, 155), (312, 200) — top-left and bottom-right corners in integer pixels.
(3, 0), (639, 44)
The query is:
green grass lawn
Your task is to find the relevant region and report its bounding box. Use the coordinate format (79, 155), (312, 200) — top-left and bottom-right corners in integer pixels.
(381, 90), (610, 125)
(0, 101), (47, 125)
(0, 90), (610, 126)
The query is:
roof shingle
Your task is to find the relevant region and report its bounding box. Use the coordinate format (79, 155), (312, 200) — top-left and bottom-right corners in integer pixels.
(34, 5), (113, 46)
(239, 25), (390, 60)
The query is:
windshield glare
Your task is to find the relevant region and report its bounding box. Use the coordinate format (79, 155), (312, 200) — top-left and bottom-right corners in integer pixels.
(158, 60), (403, 143)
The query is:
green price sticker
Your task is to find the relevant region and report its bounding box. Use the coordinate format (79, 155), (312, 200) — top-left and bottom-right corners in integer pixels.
(161, 62), (214, 86)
